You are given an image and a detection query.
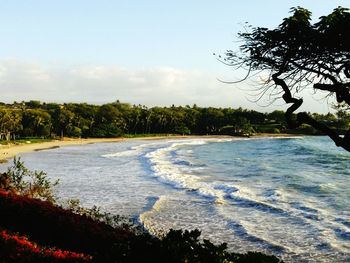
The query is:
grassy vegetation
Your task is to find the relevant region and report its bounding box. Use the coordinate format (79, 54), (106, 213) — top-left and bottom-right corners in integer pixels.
(122, 133), (180, 138)
(0, 138), (53, 145)
(254, 123), (283, 134)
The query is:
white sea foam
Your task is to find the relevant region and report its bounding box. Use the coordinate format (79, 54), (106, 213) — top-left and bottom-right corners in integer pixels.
(102, 149), (141, 158)
(101, 142), (160, 158)
(243, 186), (350, 254)
(144, 139), (248, 203)
(139, 195), (169, 235)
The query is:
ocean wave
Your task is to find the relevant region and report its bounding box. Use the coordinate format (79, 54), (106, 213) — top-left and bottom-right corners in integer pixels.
(144, 138), (309, 212)
(139, 195), (169, 235)
(228, 191), (289, 216)
(224, 218), (286, 254)
(173, 160), (193, 166)
(335, 217), (350, 228)
(102, 149), (141, 158)
(145, 139), (242, 203)
(333, 228), (350, 241)
(101, 142), (161, 158)
(145, 140), (287, 211)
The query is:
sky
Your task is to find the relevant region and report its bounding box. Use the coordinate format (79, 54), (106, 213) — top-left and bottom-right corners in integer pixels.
(0, 0), (347, 112)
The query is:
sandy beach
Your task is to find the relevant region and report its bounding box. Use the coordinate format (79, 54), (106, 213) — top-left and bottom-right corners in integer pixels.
(0, 133), (303, 162)
(0, 135), (197, 162)
(0, 138), (127, 162)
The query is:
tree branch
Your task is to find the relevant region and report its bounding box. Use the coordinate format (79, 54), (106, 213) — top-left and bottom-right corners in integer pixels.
(314, 83), (350, 104)
(272, 73), (350, 151)
(297, 112), (350, 151)
(272, 73), (303, 128)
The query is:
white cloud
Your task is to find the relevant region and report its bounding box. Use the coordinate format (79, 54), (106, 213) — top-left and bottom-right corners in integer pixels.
(0, 59), (334, 113)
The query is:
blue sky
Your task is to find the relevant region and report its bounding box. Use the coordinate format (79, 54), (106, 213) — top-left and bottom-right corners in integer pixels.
(0, 1), (347, 112)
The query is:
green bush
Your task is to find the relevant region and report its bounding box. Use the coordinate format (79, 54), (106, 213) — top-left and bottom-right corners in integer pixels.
(69, 126), (82, 137)
(0, 157), (59, 203)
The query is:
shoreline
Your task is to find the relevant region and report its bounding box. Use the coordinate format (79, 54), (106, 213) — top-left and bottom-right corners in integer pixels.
(0, 133), (304, 162)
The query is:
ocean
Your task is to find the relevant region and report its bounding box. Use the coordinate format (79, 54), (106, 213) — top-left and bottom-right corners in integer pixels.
(3, 136), (349, 262)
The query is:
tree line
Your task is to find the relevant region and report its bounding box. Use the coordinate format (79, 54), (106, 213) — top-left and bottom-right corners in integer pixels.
(0, 100), (348, 140)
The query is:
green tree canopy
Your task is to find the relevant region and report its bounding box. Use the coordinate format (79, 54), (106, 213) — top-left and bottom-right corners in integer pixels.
(224, 7), (350, 151)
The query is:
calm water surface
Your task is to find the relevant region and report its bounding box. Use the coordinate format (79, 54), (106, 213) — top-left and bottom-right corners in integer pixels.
(3, 136), (349, 263)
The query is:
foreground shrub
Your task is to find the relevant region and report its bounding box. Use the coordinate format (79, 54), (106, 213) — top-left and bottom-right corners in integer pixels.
(126, 229), (282, 263)
(0, 157), (58, 203)
(0, 189), (131, 262)
(63, 198), (142, 234)
(0, 229), (92, 262)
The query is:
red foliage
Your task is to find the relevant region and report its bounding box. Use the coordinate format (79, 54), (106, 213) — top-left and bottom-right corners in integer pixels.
(0, 229), (92, 262)
(0, 189), (131, 261)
